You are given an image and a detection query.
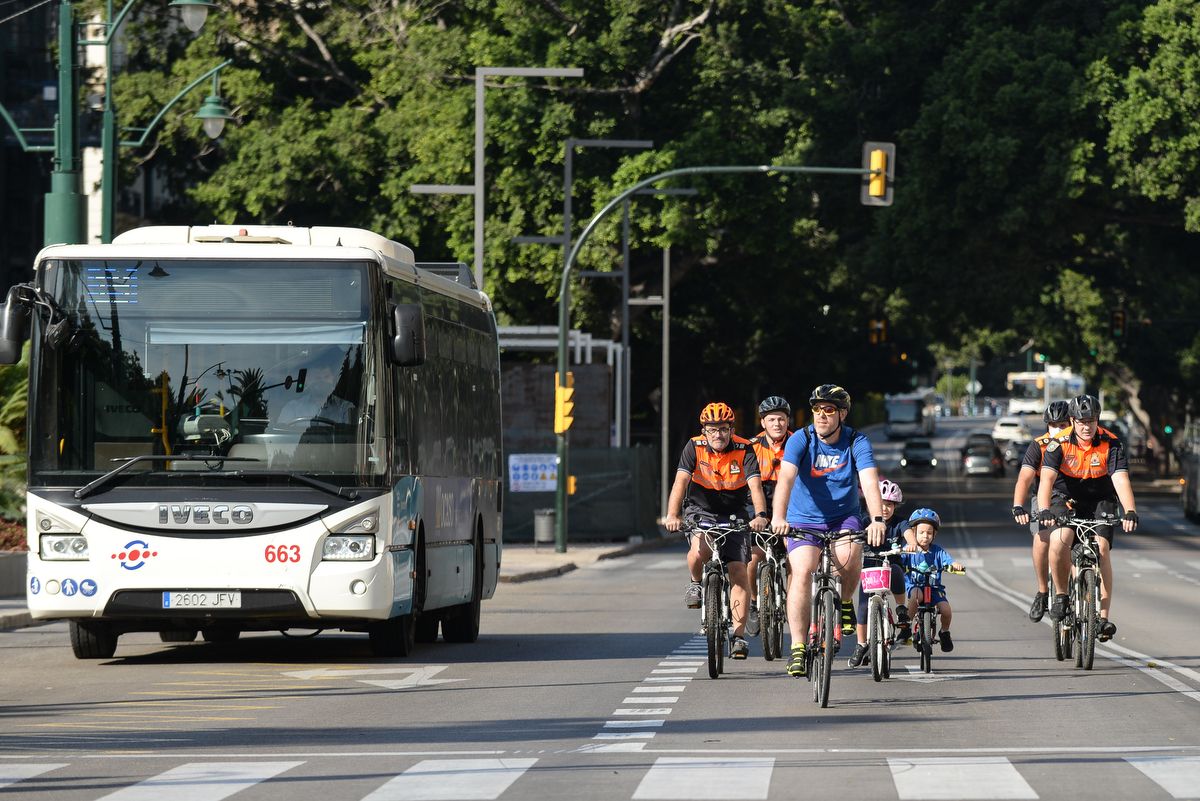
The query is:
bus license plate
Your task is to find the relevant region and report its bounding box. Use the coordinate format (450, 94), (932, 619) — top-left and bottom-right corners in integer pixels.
(162, 591), (242, 609)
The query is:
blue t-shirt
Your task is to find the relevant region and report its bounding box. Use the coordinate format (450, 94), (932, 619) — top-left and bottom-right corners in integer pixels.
(900, 543), (955, 575)
(782, 424), (877, 525)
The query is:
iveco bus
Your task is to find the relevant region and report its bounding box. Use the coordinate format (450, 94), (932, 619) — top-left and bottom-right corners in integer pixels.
(0, 225), (502, 659)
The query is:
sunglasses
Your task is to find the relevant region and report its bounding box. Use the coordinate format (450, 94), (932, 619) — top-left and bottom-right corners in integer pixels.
(811, 406), (840, 417)
(703, 426), (732, 435)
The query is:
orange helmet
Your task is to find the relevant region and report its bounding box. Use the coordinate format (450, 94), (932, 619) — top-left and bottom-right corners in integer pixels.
(699, 402), (736, 425)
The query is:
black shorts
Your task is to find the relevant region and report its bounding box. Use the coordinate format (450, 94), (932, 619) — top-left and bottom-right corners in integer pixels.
(685, 510), (751, 564)
(1046, 498), (1117, 544)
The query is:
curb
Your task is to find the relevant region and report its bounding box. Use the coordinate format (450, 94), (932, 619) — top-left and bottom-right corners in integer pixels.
(596, 533), (678, 560)
(499, 563), (578, 584)
(0, 610), (33, 630)
(498, 533), (677, 584)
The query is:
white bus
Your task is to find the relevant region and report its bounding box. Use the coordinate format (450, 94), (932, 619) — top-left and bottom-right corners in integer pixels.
(884, 390), (937, 439)
(0, 225), (502, 659)
(1006, 366), (1085, 415)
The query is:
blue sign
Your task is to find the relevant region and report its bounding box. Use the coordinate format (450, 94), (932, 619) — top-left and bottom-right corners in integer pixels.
(80, 579), (97, 597)
(29, 577), (40, 595)
(61, 578), (78, 596)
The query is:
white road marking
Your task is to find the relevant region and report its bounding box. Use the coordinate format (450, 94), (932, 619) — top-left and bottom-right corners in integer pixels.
(578, 742), (646, 753)
(1125, 756), (1200, 798)
(1124, 558), (1165, 571)
(362, 758), (538, 801)
(0, 764), (66, 789)
(603, 720), (666, 728)
(651, 668), (700, 674)
(633, 685), (685, 693)
(632, 757), (774, 800)
(282, 665), (462, 691)
(645, 676), (693, 682)
(887, 757), (1037, 799)
(96, 762), (302, 801)
(645, 559), (679, 570)
(622, 697), (678, 704)
(657, 661), (703, 667)
(614, 708), (673, 715)
(1188, 561), (1200, 572)
(593, 732), (656, 740)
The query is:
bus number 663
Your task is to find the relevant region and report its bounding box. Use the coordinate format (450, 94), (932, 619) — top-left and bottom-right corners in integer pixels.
(264, 544), (301, 563)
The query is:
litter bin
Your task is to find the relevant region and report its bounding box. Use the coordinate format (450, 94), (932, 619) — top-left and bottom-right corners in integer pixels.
(533, 508), (556, 544)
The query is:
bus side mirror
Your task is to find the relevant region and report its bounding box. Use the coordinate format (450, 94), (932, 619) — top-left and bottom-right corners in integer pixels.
(391, 303), (426, 367)
(0, 288), (29, 365)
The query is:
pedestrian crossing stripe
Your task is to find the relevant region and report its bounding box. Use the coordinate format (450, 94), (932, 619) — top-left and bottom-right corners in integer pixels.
(5, 754), (1200, 799)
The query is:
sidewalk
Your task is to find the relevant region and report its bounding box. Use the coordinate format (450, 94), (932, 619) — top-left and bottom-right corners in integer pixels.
(0, 533), (677, 631)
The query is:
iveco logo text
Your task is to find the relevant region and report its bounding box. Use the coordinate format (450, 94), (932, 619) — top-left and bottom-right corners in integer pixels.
(158, 505), (254, 525)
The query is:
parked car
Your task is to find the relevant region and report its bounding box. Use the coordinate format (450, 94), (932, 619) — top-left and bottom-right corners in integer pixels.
(1003, 439), (1032, 465)
(900, 438), (938, 471)
(963, 443), (1006, 476)
(991, 415), (1032, 443)
(962, 432), (996, 454)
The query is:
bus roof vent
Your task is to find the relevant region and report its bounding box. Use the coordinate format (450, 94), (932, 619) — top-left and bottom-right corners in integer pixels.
(417, 262), (476, 289)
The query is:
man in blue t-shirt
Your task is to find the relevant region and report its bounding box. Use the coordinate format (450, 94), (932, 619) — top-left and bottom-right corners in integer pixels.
(769, 384), (887, 678)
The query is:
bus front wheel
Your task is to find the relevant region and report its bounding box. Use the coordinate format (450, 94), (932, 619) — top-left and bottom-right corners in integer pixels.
(369, 613), (415, 657)
(70, 620), (117, 659)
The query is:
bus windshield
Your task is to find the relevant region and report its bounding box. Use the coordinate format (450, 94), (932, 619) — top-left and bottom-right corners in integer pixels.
(886, 400), (921, 423)
(28, 258), (387, 490)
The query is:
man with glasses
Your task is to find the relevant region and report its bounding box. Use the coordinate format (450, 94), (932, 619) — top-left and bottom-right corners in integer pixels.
(746, 395), (793, 638)
(664, 402), (770, 660)
(770, 384), (888, 677)
(1037, 394), (1138, 641)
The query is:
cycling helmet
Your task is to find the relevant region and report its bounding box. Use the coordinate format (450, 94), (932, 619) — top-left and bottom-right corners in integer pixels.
(699, 402), (736, 425)
(809, 383), (851, 411)
(1067, 394), (1100, 420)
(1043, 400), (1070, 426)
(758, 395), (791, 418)
(879, 478), (904, 504)
(907, 507), (941, 530)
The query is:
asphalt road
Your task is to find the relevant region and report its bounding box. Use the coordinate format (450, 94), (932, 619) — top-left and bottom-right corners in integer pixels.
(1, 418), (1198, 800)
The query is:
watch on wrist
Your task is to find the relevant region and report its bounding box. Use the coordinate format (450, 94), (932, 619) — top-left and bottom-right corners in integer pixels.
(873, 516), (885, 523)
(756, 511), (770, 520)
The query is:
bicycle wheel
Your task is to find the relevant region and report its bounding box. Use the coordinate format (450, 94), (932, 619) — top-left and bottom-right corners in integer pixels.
(704, 572), (723, 679)
(1080, 569), (1099, 670)
(869, 595), (885, 683)
(758, 562), (777, 661)
(918, 609), (933, 673)
(772, 567), (787, 659)
(816, 589), (837, 707)
(1053, 614), (1067, 661)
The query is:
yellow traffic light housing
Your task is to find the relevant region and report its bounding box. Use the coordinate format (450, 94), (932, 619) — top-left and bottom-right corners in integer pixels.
(554, 371), (575, 433)
(861, 141), (896, 206)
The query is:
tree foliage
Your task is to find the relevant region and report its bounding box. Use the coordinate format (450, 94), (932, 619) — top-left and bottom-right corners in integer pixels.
(108, 0), (1200, 442)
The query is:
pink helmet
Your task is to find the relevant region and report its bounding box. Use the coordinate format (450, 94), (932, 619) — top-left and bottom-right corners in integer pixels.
(879, 478), (903, 503)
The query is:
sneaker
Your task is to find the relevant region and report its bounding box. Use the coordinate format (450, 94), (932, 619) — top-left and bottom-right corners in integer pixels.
(840, 600), (856, 636)
(787, 644), (807, 677)
(1098, 619), (1117, 642)
(939, 630), (954, 652)
(1048, 593), (1069, 622)
(746, 603), (760, 637)
(731, 636), (749, 659)
(1029, 591), (1049, 622)
(847, 642), (870, 668)
(895, 607), (911, 643)
(684, 582), (702, 609)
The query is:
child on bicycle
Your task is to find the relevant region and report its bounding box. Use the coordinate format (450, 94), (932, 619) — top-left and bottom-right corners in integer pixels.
(848, 478), (911, 667)
(900, 508), (965, 653)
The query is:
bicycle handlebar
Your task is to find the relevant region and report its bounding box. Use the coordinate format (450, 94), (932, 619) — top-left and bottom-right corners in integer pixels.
(787, 527), (866, 544)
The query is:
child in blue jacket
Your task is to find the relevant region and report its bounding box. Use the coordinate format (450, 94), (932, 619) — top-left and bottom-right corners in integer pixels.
(901, 508), (965, 652)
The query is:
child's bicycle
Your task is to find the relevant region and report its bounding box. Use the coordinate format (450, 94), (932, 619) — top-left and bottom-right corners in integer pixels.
(682, 516), (750, 679)
(1051, 513), (1115, 671)
(905, 562), (966, 674)
(860, 544), (904, 682)
(754, 531), (788, 661)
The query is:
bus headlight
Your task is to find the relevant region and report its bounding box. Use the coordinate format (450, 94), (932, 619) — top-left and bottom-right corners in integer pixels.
(40, 534), (89, 560)
(322, 535), (376, 561)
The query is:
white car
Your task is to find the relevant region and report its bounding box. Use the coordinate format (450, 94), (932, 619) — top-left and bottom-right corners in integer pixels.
(991, 415), (1031, 443)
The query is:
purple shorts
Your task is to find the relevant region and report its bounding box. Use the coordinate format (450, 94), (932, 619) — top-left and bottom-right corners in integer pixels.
(785, 515), (864, 553)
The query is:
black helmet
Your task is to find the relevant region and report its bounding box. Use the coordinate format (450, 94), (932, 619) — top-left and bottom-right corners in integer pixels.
(1068, 394), (1100, 420)
(809, 384), (851, 411)
(758, 395), (791, 418)
(1043, 400), (1070, 426)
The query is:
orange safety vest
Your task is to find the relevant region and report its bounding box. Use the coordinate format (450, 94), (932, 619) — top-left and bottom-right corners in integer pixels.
(1047, 425), (1120, 480)
(751, 430), (791, 484)
(689, 434), (755, 492)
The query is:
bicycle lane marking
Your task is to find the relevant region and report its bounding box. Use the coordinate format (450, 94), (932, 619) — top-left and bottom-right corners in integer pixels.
(580, 636), (703, 752)
(947, 504), (1200, 706)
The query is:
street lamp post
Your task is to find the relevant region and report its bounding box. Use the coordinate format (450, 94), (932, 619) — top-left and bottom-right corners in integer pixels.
(0, 0), (230, 246)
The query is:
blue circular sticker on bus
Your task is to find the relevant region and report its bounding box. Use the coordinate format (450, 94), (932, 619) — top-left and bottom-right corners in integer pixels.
(80, 579), (97, 597)
(61, 578), (78, 596)
(29, 577), (40, 595)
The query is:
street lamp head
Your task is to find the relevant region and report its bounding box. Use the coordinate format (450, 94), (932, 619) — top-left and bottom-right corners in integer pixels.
(196, 94), (231, 139)
(170, 0), (216, 33)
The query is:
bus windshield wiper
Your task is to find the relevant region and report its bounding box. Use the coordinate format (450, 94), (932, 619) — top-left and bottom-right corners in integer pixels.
(231, 469), (359, 501)
(74, 454), (257, 499)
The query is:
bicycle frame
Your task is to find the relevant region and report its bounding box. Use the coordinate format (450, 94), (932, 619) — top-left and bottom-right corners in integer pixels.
(905, 562), (961, 674)
(1056, 515), (1112, 671)
(754, 531), (788, 661)
(862, 545), (903, 682)
(683, 517), (748, 679)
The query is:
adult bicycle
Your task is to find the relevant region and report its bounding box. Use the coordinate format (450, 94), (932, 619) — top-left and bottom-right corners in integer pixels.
(861, 544), (904, 682)
(683, 517), (749, 679)
(1051, 514), (1114, 671)
(754, 531), (788, 661)
(905, 562), (966, 674)
(790, 527), (865, 708)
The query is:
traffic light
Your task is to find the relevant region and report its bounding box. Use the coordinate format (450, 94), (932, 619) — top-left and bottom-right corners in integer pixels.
(1164, 424), (1175, 436)
(860, 141), (896, 206)
(1111, 308), (1127, 338)
(553, 371), (575, 433)
(868, 319), (887, 345)
(1034, 352), (1047, 364)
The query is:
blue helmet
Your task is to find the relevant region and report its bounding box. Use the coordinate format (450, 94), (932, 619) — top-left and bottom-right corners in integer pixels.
(907, 507), (941, 531)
